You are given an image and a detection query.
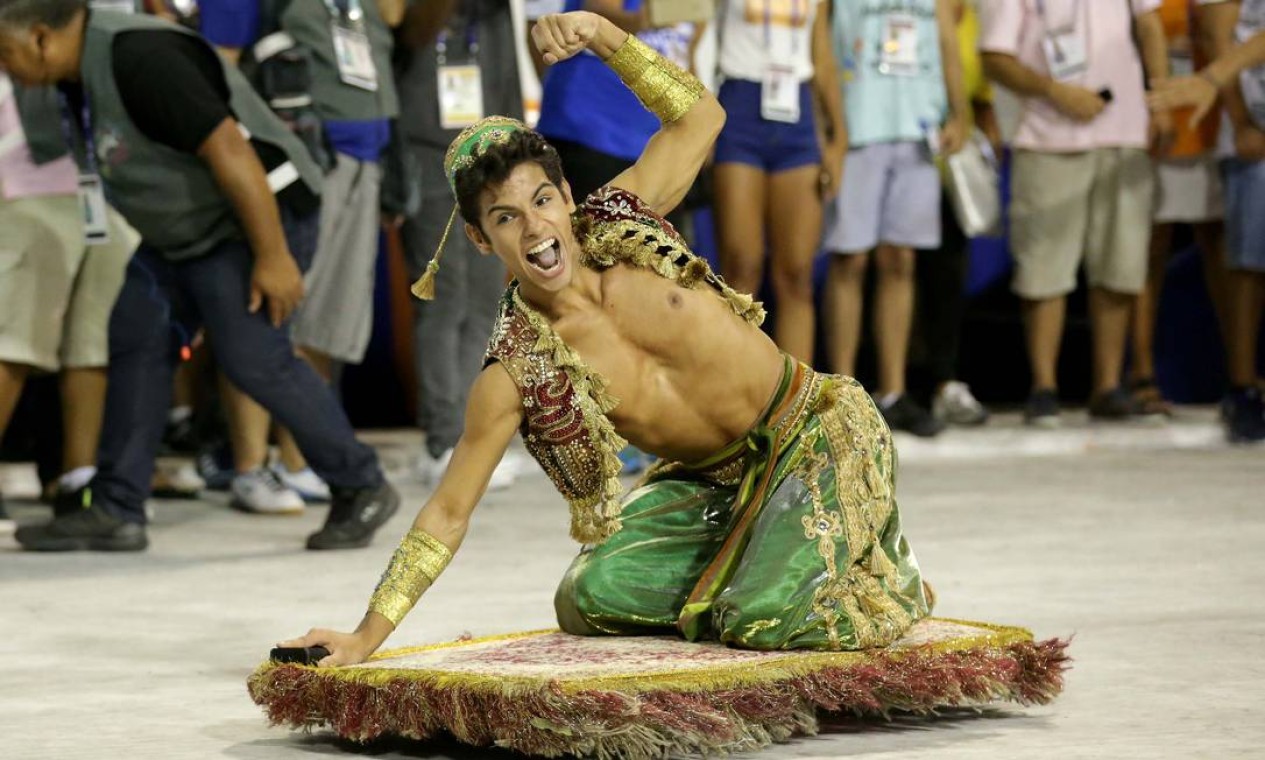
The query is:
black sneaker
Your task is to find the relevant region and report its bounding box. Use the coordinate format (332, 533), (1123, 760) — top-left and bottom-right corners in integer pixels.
(1225, 387), (1265, 444)
(1024, 388), (1061, 428)
(1088, 387), (1145, 421)
(196, 445), (235, 491)
(161, 414), (200, 456)
(878, 394), (946, 438)
(305, 481), (400, 551)
(53, 484), (94, 518)
(15, 503), (148, 552)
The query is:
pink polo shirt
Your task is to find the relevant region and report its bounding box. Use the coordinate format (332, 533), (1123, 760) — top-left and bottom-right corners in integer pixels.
(0, 74), (78, 201)
(979, 0), (1161, 152)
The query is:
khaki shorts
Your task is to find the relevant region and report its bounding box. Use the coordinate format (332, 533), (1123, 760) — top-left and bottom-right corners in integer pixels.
(1009, 148), (1154, 299)
(0, 195), (136, 371)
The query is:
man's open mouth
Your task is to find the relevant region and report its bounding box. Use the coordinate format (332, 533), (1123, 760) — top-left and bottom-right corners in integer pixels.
(526, 237), (562, 273)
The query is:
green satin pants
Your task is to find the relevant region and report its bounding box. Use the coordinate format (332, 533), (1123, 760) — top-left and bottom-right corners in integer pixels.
(554, 374), (931, 651)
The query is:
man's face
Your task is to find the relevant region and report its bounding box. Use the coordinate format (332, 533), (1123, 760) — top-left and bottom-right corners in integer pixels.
(0, 25), (65, 86)
(466, 161), (578, 297)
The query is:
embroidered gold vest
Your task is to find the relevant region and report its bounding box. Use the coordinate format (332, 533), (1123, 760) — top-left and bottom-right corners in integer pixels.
(483, 187), (765, 544)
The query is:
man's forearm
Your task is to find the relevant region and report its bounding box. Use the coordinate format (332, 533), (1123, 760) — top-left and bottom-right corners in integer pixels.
(198, 119), (290, 262)
(811, 11), (846, 147)
(1136, 11), (1169, 85)
(982, 52), (1055, 99)
(1205, 32), (1265, 87)
(938, 4), (970, 123)
(1205, 3), (1255, 129)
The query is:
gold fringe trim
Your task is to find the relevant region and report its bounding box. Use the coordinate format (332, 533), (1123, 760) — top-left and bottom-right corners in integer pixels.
(577, 216), (767, 327)
(511, 287), (628, 544)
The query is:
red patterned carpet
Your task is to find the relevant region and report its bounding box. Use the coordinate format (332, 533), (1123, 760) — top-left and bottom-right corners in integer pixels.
(249, 618), (1068, 758)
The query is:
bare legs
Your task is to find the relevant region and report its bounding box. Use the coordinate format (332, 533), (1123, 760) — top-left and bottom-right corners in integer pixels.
(715, 162), (824, 364)
(1022, 296), (1066, 392)
(60, 368), (107, 473)
(1227, 271), (1265, 389)
(825, 245), (915, 397)
(767, 167), (824, 363)
(0, 362), (30, 440)
(1088, 287), (1133, 396)
(1131, 222), (1227, 386)
(221, 344), (331, 474)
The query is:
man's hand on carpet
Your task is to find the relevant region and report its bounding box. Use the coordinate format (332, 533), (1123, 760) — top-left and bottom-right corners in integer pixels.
(278, 628), (372, 667)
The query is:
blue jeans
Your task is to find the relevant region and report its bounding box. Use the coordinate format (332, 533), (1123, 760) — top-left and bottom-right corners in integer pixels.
(94, 210), (383, 524)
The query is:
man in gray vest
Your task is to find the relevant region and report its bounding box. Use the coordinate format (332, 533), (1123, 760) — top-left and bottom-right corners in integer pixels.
(196, 0), (404, 511)
(0, 0), (399, 551)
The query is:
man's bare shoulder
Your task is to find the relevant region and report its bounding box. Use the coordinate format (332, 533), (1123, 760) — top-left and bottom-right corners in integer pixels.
(469, 362), (525, 421)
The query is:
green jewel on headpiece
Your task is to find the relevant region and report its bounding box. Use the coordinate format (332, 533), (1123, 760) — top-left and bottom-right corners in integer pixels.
(443, 116), (529, 193)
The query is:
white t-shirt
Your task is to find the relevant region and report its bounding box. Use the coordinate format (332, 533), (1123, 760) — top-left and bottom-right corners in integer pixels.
(719, 0), (823, 83)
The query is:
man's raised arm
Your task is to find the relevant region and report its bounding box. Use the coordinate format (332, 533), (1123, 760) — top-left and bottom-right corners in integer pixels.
(281, 364), (525, 666)
(531, 11), (725, 215)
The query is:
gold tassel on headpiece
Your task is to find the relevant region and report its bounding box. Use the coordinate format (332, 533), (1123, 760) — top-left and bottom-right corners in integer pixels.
(411, 116), (529, 301)
(411, 205), (460, 300)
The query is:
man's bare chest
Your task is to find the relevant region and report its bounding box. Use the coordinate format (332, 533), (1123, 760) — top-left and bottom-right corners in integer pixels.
(557, 269), (716, 370)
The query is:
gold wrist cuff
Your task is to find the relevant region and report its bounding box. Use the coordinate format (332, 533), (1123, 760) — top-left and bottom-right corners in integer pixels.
(605, 34), (705, 124)
(367, 529), (453, 627)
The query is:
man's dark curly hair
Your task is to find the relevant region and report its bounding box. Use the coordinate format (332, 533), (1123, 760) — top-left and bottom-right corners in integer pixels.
(455, 130), (567, 231)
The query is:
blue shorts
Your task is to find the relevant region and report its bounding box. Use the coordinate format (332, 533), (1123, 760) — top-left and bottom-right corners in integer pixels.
(1222, 158), (1265, 272)
(713, 79), (820, 173)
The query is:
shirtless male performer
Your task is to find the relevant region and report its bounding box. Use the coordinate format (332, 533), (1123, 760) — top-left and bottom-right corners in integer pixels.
(285, 10), (932, 665)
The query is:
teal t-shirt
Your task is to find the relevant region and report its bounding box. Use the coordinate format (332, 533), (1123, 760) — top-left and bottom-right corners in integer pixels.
(835, 0), (947, 146)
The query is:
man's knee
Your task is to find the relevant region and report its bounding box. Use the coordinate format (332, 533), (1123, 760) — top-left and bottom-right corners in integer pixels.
(553, 559), (603, 635)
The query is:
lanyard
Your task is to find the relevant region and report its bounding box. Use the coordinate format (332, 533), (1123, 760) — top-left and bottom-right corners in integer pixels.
(1034, 0), (1082, 32)
(764, 0), (804, 56)
(57, 88), (101, 177)
(322, 0), (364, 23)
(437, 16), (481, 64)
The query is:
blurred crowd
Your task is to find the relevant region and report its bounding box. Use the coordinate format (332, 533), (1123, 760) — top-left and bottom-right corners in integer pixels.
(0, 0), (1262, 552)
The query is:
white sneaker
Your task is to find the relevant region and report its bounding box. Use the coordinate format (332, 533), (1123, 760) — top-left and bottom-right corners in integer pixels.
(499, 449), (535, 478)
(418, 449), (517, 492)
(417, 449), (453, 488)
(272, 465), (331, 503)
(933, 381), (989, 427)
(231, 468), (305, 515)
(486, 454), (518, 492)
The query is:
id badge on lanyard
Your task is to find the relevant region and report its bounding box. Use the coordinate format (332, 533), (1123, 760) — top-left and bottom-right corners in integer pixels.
(78, 174), (112, 245)
(1037, 0), (1087, 82)
(328, 0), (378, 91)
(879, 13), (921, 77)
(58, 92), (111, 245)
(761, 0), (804, 123)
(436, 26), (484, 130)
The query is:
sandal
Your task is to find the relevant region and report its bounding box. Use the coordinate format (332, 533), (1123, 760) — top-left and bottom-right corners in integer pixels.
(1130, 377), (1173, 417)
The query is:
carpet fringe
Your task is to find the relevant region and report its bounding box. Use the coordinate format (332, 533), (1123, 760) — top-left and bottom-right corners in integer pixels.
(248, 636), (1069, 759)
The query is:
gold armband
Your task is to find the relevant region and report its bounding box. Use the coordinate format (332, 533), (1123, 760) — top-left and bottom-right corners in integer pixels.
(605, 34), (705, 124)
(367, 529), (453, 627)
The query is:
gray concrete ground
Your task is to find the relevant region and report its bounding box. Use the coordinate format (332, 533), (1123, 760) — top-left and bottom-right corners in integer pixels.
(2, 411), (1263, 759)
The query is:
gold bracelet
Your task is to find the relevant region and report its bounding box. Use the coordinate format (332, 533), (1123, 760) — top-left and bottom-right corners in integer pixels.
(605, 34), (705, 124)
(367, 528), (453, 627)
